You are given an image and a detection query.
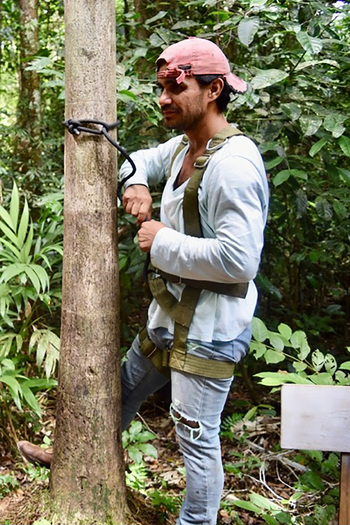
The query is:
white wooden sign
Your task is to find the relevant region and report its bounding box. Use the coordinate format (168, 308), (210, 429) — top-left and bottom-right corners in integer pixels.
(281, 384), (350, 453)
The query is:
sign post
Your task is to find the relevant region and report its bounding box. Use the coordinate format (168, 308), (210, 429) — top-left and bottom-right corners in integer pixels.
(281, 384), (350, 525)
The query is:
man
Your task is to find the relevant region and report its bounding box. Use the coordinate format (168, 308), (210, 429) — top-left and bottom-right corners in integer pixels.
(18, 37), (269, 525)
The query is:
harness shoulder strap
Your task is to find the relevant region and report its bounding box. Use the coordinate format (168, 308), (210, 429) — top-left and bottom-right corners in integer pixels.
(184, 126), (243, 237)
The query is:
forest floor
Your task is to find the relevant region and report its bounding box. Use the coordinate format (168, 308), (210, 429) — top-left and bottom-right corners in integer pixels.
(0, 378), (340, 525)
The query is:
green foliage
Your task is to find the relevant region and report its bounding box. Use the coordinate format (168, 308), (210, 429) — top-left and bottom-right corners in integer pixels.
(0, 183), (62, 443)
(0, 473), (20, 497)
(122, 420), (158, 492)
(122, 420), (158, 464)
(250, 317), (350, 387)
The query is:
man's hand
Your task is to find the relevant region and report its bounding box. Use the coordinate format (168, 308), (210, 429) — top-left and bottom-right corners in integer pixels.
(138, 220), (167, 252)
(123, 185), (152, 224)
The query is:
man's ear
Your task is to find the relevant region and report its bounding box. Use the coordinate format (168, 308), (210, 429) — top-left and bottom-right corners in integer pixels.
(208, 78), (224, 100)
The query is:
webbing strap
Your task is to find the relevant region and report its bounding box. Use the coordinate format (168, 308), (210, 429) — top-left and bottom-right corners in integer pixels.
(183, 126), (243, 238)
(138, 327), (235, 379)
(148, 277), (201, 327)
(158, 269), (248, 298)
(169, 348), (235, 379)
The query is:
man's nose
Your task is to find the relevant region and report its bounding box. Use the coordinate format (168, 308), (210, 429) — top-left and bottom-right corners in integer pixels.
(159, 90), (172, 106)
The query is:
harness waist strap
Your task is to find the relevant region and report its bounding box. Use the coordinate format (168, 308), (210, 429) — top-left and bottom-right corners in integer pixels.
(158, 270), (248, 299)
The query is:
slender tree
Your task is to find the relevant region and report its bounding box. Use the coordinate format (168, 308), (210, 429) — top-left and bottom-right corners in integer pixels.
(50, 1), (128, 523)
(16, 0), (41, 178)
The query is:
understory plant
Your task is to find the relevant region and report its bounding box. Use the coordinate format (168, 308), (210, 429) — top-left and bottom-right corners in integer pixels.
(223, 317), (346, 524)
(0, 183), (63, 444)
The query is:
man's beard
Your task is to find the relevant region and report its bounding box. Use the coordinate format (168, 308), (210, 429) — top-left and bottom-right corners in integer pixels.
(162, 100), (206, 132)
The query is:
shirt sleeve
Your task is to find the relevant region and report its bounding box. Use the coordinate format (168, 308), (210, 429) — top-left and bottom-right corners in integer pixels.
(150, 154), (268, 284)
(118, 135), (183, 188)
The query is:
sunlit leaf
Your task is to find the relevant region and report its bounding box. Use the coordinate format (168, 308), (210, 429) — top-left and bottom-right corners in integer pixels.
(309, 138), (328, 157)
(238, 17), (260, 47)
(252, 317), (268, 342)
(251, 69), (288, 89)
(296, 32), (323, 55)
(338, 135), (350, 157)
(9, 182), (20, 232)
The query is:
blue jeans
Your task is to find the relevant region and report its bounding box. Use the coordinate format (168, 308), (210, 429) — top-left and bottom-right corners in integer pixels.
(121, 326), (251, 525)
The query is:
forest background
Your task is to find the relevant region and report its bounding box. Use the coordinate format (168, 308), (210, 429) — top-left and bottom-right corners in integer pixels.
(0, 0), (349, 524)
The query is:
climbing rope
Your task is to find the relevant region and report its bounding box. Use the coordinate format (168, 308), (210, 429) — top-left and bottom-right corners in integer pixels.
(63, 119), (136, 200)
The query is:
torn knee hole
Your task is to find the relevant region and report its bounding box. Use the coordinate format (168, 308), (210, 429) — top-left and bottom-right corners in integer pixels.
(170, 404), (203, 440)
(172, 409), (200, 429)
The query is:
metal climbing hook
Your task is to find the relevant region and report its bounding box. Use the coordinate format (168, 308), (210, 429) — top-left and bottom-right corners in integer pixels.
(63, 118), (136, 201)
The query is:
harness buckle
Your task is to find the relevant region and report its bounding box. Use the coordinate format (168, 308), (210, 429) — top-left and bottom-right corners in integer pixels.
(206, 137), (229, 152)
(193, 154), (211, 169)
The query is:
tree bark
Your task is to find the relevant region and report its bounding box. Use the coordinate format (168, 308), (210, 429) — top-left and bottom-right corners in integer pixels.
(50, 1), (128, 523)
(16, 0), (41, 177)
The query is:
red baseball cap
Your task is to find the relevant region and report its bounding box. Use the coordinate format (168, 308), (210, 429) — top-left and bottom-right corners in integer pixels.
(156, 37), (247, 94)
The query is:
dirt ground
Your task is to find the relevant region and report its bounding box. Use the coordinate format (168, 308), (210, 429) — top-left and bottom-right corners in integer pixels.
(0, 381), (340, 525)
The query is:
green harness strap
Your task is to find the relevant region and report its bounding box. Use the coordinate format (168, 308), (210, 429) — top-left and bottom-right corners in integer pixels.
(141, 126), (247, 379)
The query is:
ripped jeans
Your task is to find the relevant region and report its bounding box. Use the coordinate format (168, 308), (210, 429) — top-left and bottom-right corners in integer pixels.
(121, 326), (251, 525)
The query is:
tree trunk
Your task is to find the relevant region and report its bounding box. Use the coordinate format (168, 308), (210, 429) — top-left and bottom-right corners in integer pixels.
(16, 0), (41, 178)
(50, 1), (128, 523)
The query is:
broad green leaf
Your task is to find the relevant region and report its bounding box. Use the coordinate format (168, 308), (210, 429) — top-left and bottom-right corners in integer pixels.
(310, 372), (333, 385)
(0, 238), (21, 260)
(0, 375), (22, 397)
(137, 443), (158, 458)
(268, 333), (284, 352)
(311, 349), (325, 371)
(291, 330), (308, 348)
(333, 199), (347, 220)
(21, 383), (42, 416)
(17, 200), (29, 248)
(238, 17), (260, 47)
(249, 341), (266, 359)
(9, 183), (20, 232)
(250, 492), (281, 511)
(278, 323), (292, 340)
(265, 349), (285, 364)
(300, 115), (322, 137)
(252, 317), (268, 342)
(339, 135), (350, 157)
(118, 90), (137, 102)
(232, 500), (261, 513)
(0, 220), (21, 248)
(309, 138), (328, 157)
(21, 221), (34, 263)
(295, 59), (338, 71)
(31, 264), (50, 292)
(324, 113), (346, 138)
(251, 69), (288, 90)
(296, 32), (323, 55)
(264, 157), (284, 170)
(255, 372), (312, 385)
(145, 11), (167, 24)
(1, 263), (26, 283)
(339, 362), (350, 371)
(281, 103), (302, 121)
(324, 354), (337, 375)
(24, 265), (41, 293)
(293, 362), (307, 372)
(272, 170), (290, 187)
(172, 20), (198, 30)
(0, 207), (15, 232)
(127, 445), (143, 464)
(335, 371), (349, 385)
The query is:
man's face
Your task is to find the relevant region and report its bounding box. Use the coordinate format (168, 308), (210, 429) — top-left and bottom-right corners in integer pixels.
(157, 65), (209, 132)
